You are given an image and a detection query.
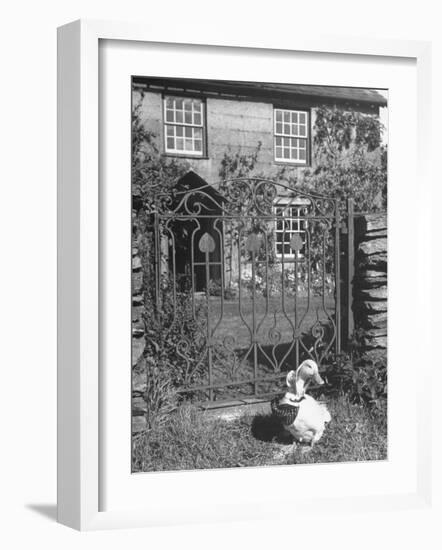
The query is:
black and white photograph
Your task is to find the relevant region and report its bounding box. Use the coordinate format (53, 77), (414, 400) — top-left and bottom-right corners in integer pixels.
(4, 0), (439, 541)
(131, 76), (388, 472)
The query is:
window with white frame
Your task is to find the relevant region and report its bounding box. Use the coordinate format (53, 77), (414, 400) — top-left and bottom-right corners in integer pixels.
(274, 203), (308, 258)
(164, 96), (205, 156)
(274, 109), (309, 164)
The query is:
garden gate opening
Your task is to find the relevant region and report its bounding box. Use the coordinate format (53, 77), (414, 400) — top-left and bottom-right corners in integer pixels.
(151, 177), (341, 405)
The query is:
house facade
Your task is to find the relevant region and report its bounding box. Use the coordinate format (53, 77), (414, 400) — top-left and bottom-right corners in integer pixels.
(132, 76), (386, 182)
(132, 77), (386, 291)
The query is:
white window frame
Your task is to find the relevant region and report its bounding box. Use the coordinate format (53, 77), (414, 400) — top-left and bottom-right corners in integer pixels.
(274, 201), (308, 259)
(163, 96), (205, 156)
(274, 108), (309, 164)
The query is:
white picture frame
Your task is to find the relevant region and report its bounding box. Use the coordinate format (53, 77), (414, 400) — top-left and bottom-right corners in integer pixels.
(57, 19), (432, 531)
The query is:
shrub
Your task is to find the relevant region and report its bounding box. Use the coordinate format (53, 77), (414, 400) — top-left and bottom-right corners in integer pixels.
(323, 351), (387, 410)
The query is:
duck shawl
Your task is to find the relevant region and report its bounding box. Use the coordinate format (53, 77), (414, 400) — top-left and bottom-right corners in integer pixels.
(270, 395), (305, 425)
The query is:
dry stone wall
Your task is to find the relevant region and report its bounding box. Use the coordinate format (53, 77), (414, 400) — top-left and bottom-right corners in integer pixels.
(353, 213), (387, 355)
(132, 240), (148, 434)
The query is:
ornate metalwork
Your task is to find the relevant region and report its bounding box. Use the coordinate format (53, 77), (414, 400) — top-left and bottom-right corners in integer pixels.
(150, 178), (341, 403)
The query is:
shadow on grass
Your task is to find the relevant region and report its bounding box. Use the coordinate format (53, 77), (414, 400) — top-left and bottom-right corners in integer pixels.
(251, 413), (293, 444)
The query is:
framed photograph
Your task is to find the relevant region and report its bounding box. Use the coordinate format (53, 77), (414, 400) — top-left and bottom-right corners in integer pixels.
(57, 19), (432, 530)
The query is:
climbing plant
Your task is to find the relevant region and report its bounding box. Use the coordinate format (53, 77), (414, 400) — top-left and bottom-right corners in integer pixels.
(277, 105), (387, 213)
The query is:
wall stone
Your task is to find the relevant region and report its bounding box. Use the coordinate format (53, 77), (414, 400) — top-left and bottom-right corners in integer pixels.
(353, 213), (387, 356)
(131, 237), (147, 433)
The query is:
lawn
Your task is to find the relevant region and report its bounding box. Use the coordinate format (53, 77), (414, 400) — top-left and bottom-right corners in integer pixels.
(186, 294), (337, 401)
(204, 294), (336, 349)
(132, 395), (387, 473)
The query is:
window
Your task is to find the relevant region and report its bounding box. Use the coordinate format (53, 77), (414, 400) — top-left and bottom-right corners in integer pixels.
(274, 109), (309, 164)
(164, 96), (205, 156)
(274, 203), (308, 258)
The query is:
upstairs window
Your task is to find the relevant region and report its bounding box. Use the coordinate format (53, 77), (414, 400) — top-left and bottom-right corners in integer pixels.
(274, 109), (309, 165)
(164, 96), (205, 156)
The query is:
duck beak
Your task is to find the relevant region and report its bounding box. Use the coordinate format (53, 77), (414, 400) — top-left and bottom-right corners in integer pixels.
(313, 372), (325, 385)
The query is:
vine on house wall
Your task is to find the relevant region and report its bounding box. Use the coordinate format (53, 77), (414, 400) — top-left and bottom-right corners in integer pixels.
(132, 101), (211, 423)
(278, 105), (387, 213)
(133, 101), (386, 301)
(215, 105), (387, 296)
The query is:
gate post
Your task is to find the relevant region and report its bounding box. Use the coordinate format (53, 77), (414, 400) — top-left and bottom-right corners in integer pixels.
(335, 204), (341, 355)
(347, 199), (355, 343)
(339, 198), (355, 350)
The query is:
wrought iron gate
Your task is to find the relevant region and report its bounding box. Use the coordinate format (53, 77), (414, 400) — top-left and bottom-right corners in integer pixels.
(151, 178), (341, 404)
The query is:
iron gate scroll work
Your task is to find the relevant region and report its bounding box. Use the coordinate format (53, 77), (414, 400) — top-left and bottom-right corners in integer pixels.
(151, 178), (341, 405)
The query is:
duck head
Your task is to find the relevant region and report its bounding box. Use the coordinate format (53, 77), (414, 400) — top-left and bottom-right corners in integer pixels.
(285, 359), (325, 398)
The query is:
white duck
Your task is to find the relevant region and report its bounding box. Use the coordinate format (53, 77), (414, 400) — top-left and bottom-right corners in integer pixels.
(272, 360), (331, 448)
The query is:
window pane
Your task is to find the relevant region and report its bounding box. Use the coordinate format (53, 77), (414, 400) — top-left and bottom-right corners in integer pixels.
(284, 124), (290, 134)
(275, 136), (282, 146)
(283, 111), (290, 122)
(163, 97), (204, 156)
(292, 112), (298, 123)
(299, 125), (306, 137)
(299, 112), (306, 124)
(283, 148), (289, 159)
(275, 110), (282, 122)
(276, 122), (282, 134)
(275, 146), (282, 158)
(284, 244), (291, 255)
(292, 124), (298, 135)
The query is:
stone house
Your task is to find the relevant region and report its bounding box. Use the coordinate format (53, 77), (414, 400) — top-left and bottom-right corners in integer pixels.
(132, 77), (386, 290)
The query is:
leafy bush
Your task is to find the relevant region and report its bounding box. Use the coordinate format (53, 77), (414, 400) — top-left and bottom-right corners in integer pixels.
(323, 351), (387, 410)
(278, 106), (387, 214)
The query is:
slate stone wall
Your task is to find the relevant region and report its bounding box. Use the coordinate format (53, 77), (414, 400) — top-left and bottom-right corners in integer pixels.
(132, 236), (148, 434)
(352, 213), (387, 355)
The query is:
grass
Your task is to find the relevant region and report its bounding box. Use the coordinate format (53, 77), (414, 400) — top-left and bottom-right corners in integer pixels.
(205, 294), (335, 349)
(186, 293), (337, 402)
(132, 394), (387, 473)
